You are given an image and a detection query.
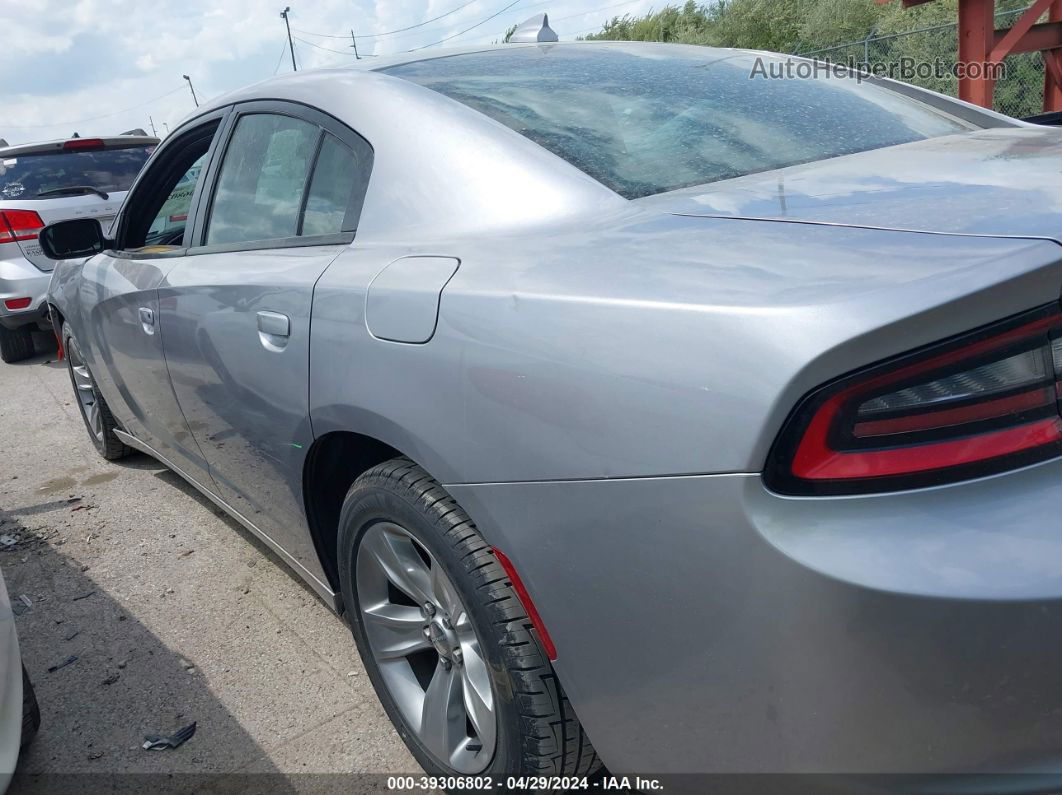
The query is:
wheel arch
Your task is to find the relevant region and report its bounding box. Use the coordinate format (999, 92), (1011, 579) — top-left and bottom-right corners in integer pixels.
(301, 430), (403, 595)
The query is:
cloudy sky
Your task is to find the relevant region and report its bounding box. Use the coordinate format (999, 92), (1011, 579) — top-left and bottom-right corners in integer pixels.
(2, 0), (659, 145)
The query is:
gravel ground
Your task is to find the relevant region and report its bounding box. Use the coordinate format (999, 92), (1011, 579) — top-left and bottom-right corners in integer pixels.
(0, 341), (419, 791)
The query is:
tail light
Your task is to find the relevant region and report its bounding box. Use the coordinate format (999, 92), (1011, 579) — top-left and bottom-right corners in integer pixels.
(767, 303), (1062, 495)
(63, 138), (105, 151)
(0, 209), (45, 243)
(4, 298), (32, 310)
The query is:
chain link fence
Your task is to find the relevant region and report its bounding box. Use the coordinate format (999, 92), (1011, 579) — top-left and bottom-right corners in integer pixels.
(796, 7), (1044, 119)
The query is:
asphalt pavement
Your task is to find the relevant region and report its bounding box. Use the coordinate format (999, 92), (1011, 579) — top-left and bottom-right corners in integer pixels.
(0, 341), (419, 790)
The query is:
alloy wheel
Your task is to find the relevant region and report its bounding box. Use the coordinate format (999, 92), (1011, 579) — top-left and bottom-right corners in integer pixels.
(66, 337), (103, 443)
(356, 521), (496, 774)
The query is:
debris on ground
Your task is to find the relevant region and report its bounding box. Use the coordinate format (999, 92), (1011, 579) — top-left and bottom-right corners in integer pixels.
(101, 673), (120, 686)
(47, 655), (78, 673)
(71, 590), (96, 601)
(12, 594), (33, 615)
(0, 534), (18, 548)
(142, 722), (196, 751)
(64, 630), (79, 641)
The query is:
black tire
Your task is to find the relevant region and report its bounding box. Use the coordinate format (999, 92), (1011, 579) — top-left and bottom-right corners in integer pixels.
(62, 323), (131, 460)
(21, 665), (39, 747)
(339, 458), (601, 781)
(0, 326), (34, 364)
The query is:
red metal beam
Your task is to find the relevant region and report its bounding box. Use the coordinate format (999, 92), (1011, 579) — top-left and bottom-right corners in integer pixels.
(880, 0), (1062, 112)
(958, 0), (996, 106)
(990, 0), (1056, 61)
(992, 20), (1062, 54)
(1046, 0), (1062, 110)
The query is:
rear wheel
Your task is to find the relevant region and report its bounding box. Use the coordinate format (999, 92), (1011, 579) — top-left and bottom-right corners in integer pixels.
(0, 326), (34, 364)
(63, 324), (131, 460)
(339, 458), (600, 780)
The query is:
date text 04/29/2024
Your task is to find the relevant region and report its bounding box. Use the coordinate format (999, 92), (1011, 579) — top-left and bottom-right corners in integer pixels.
(385, 775), (664, 791)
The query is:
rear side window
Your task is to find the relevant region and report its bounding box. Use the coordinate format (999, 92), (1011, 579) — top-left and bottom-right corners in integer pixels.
(383, 46), (976, 199)
(301, 134), (367, 237)
(206, 114), (319, 245)
(0, 146), (154, 200)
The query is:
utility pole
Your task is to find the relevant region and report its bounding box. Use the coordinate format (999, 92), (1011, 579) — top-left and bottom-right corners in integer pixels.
(281, 7), (297, 71)
(182, 75), (199, 107)
(148, 116), (157, 136)
(350, 28), (360, 59)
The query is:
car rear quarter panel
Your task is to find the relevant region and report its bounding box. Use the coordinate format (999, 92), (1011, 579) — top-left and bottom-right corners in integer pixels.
(449, 459), (1062, 775)
(313, 210), (1062, 484)
(309, 210), (1062, 775)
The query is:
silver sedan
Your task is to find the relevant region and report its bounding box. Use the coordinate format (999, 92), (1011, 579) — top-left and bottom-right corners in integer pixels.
(43, 42), (1062, 784)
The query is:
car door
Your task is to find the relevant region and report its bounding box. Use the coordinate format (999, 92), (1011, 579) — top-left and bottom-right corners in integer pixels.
(159, 101), (373, 574)
(81, 112), (227, 484)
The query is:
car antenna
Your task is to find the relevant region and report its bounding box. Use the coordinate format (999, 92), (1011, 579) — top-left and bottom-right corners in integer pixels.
(507, 13), (558, 43)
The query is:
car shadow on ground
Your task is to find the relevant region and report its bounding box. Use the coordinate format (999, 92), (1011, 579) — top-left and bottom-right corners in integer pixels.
(2, 523), (300, 793)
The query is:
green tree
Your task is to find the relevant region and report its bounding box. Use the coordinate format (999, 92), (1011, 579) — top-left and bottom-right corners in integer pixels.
(573, 0), (1043, 116)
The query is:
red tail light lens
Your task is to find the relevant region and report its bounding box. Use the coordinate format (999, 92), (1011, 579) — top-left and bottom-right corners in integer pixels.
(4, 298), (32, 310)
(0, 210), (45, 243)
(767, 303), (1062, 495)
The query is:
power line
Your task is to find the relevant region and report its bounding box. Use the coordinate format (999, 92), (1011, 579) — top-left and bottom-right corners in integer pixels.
(408, 0), (524, 51)
(3, 86), (187, 129)
(273, 40), (290, 74)
(293, 35), (356, 55)
(553, 0), (649, 23)
(294, 0), (480, 39)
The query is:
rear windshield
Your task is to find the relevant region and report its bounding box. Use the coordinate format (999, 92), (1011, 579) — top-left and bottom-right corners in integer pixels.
(0, 145), (154, 200)
(383, 45), (976, 199)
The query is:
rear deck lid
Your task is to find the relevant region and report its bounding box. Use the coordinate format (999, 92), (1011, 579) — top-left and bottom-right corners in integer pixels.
(639, 127), (1062, 243)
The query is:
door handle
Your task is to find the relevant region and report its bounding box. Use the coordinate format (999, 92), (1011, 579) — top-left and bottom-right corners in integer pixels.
(256, 311), (290, 351)
(257, 311), (289, 337)
(138, 307), (155, 336)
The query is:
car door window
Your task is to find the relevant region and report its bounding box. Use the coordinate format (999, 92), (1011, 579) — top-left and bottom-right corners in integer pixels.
(118, 119), (220, 252)
(145, 154), (207, 245)
(301, 133), (366, 237)
(206, 114), (319, 245)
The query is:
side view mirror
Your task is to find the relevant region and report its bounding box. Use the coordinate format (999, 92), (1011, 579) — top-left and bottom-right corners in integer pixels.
(38, 218), (108, 260)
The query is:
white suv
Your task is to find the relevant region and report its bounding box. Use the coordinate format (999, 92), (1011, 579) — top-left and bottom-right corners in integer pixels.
(0, 133), (157, 362)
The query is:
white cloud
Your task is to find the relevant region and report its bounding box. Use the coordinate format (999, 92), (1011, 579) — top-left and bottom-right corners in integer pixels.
(1, 0), (658, 144)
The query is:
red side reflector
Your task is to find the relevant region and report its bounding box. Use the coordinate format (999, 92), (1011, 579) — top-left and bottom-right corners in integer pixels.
(0, 209), (45, 243)
(492, 547), (557, 661)
(4, 298), (32, 310)
(63, 138), (105, 151)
